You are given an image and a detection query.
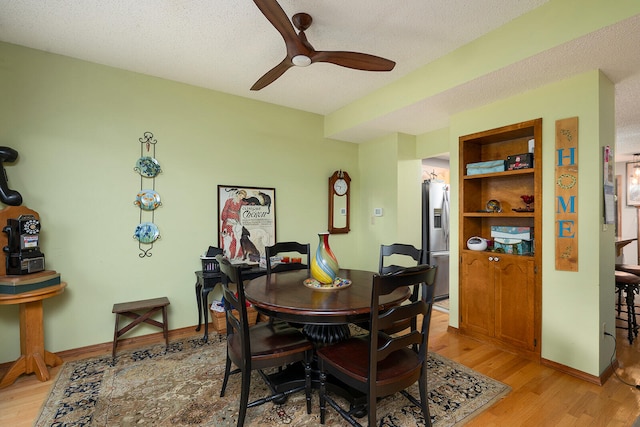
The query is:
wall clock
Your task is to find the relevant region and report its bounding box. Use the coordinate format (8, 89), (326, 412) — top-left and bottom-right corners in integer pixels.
(328, 170), (350, 234)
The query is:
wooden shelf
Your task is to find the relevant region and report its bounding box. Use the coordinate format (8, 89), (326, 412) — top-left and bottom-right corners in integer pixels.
(462, 211), (535, 218)
(463, 168), (534, 180)
(458, 118), (542, 361)
(460, 249), (534, 258)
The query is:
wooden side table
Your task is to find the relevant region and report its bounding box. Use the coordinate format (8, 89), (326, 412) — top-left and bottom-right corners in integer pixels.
(0, 282), (67, 388)
(194, 270), (223, 341)
(195, 266), (267, 341)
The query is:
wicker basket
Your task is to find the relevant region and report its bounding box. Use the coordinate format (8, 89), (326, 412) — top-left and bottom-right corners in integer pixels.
(210, 305), (257, 334)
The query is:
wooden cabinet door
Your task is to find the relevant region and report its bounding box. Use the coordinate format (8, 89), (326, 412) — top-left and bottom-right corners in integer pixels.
(460, 251), (495, 337)
(494, 256), (535, 351)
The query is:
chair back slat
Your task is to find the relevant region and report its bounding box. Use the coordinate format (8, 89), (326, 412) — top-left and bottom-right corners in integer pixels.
(377, 299), (425, 331)
(378, 330), (423, 360)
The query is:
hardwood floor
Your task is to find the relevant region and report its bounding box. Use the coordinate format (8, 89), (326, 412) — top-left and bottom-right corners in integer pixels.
(1, 309), (639, 426)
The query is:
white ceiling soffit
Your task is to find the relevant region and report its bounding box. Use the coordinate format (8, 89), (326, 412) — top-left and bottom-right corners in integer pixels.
(329, 15), (640, 146)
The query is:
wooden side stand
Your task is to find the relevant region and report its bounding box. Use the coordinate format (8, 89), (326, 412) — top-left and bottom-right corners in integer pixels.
(0, 205), (66, 388)
(0, 282), (66, 388)
(112, 297), (170, 358)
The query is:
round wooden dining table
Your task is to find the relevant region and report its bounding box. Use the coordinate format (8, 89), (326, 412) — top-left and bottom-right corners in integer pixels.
(245, 268), (410, 343)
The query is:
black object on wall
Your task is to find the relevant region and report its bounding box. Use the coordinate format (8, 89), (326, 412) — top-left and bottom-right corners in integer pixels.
(0, 147), (22, 206)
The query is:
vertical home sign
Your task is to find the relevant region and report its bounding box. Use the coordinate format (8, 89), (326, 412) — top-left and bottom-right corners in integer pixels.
(555, 117), (579, 271)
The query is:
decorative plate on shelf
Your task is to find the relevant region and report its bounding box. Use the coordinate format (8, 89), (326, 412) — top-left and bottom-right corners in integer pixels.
(486, 199), (502, 212)
(134, 222), (160, 244)
(135, 156), (162, 178)
(134, 189), (161, 211)
(303, 277), (352, 291)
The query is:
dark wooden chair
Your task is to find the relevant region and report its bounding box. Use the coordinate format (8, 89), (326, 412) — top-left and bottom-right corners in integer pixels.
(317, 264), (437, 427)
(264, 241), (311, 328)
(375, 243), (425, 334)
(216, 255), (313, 427)
(379, 243), (424, 275)
(265, 241), (311, 274)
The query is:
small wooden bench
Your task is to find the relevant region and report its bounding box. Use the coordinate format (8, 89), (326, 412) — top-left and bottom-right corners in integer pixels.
(112, 296), (170, 357)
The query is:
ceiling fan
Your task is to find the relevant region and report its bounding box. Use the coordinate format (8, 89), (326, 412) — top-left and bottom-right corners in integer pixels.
(251, 0), (396, 91)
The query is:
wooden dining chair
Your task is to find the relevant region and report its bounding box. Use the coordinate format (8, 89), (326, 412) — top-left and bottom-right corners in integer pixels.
(317, 264), (437, 427)
(216, 255), (313, 427)
(379, 243), (424, 274)
(265, 241), (311, 274)
(369, 243), (425, 334)
(263, 241), (311, 328)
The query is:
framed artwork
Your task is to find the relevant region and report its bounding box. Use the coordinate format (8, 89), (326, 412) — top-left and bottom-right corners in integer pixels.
(217, 185), (276, 263)
(626, 162), (640, 206)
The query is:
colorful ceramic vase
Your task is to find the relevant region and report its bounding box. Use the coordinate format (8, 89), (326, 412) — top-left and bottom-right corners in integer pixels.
(311, 232), (340, 284)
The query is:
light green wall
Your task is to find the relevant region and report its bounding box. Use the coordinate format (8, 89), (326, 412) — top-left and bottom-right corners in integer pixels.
(440, 70), (615, 376)
(355, 132), (423, 273)
(597, 72), (617, 376)
(0, 42), (361, 363)
(342, 69), (614, 377)
(357, 134), (399, 271)
(354, 67), (617, 377)
(396, 134), (422, 249)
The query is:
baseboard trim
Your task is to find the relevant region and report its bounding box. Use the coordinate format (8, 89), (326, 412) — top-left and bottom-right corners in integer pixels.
(1, 322), (617, 388)
(451, 326), (614, 385)
(541, 357), (617, 386)
(0, 324), (210, 371)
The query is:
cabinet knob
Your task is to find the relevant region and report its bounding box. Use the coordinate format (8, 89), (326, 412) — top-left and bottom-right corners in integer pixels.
(488, 256), (494, 261)
(494, 257), (500, 262)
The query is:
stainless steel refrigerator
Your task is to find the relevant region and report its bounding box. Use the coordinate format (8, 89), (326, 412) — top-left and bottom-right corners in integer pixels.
(421, 180), (450, 301)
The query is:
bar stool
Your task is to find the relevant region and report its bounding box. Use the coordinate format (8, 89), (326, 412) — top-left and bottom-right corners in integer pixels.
(614, 270), (640, 344)
(615, 264), (640, 315)
(616, 263), (640, 276)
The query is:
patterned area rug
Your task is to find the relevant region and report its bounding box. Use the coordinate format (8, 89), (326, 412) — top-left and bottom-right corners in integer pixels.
(35, 334), (509, 427)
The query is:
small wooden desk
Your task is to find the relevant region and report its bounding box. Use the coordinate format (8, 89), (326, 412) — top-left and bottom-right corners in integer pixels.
(0, 282), (66, 388)
(194, 270), (224, 341)
(195, 265), (266, 341)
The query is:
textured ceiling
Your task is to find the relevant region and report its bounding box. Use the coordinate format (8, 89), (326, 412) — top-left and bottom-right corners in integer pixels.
(0, 1), (638, 160)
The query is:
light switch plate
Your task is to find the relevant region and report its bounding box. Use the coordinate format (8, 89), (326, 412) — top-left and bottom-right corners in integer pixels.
(373, 208), (383, 217)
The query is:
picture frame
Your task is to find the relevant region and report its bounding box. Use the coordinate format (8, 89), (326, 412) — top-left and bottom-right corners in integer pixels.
(217, 185), (276, 263)
(626, 162), (640, 206)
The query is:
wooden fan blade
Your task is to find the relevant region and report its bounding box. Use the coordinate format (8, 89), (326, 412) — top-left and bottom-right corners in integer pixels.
(253, 0), (307, 57)
(251, 58), (293, 91)
(311, 51), (396, 71)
